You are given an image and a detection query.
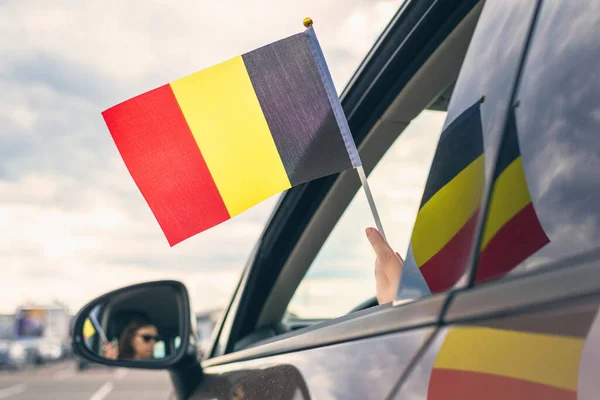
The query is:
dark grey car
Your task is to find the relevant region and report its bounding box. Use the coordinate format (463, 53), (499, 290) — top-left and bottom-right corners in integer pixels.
(71, 0), (600, 398)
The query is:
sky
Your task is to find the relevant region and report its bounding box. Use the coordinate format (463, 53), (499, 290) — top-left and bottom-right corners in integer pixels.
(0, 0), (408, 315)
(0, 0), (450, 318)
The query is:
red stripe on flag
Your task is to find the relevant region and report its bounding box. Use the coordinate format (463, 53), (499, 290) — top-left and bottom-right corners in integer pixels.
(419, 211), (479, 293)
(477, 203), (549, 283)
(428, 368), (575, 400)
(102, 85), (230, 246)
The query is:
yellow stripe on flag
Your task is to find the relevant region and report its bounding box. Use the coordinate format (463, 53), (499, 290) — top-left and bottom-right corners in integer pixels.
(411, 155), (485, 267)
(171, 56), (291, 217)
(433, 326), (585, 391)
(480, 157), (532, 249)
(83, 318), (95, 339)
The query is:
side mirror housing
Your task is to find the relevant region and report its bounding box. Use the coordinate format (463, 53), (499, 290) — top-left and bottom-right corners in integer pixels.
(71, 280), (195, 370)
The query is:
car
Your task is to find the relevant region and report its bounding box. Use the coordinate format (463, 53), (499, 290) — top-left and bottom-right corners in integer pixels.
(0, 339), (27, 370)
(38, 337), (65, 362)
(70, 0), (600, 398)
(0, 337), (42, 371)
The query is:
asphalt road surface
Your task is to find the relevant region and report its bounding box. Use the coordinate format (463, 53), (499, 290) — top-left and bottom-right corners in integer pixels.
(0, 361), (174, 400)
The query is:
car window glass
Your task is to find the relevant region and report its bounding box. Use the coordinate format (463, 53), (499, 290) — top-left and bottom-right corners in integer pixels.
(399, 99), (485, 298)
(397, 0), (542, 297)
(285, 109), (447, 320)
(474, 0), (600, 285)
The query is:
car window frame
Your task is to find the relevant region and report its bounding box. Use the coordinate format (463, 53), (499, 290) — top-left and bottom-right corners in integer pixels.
(206, 0), (484, 361)
(203, 292), (448, 368)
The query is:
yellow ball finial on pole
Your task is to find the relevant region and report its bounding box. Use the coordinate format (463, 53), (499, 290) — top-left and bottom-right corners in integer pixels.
(303, 17), (313, 28)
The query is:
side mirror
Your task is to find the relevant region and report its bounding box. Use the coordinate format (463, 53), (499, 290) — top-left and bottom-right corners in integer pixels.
(71, 280), (194, 369)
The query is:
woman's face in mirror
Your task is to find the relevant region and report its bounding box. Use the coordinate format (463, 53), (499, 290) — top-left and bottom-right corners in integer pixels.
(132, 325), (159, 359)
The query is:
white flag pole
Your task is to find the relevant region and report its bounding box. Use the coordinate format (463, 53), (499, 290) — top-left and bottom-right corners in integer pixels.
(89, 312), (108, 344)
(356, 165), (387, 241)
(304, 17), (387, 241)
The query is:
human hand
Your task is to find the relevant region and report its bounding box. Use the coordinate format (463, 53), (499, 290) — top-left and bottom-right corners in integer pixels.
(366, 227), (404, 304)
(103, 342), (118, 360)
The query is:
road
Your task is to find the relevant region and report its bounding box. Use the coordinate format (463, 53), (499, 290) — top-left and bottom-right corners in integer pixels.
(0, 361), (174, 399)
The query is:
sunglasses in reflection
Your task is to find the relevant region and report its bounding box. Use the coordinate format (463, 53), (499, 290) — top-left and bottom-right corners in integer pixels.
(137, 334), (161, 343)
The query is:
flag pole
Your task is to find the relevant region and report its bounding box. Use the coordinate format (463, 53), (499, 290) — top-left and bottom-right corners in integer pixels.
(357, 165), (387, 241)
(89, 312), (108, 344)
(304, 17), (387, 241)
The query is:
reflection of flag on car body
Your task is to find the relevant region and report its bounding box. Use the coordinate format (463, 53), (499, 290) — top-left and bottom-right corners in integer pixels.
(427, 307), (599, 399)
(404, 99), (486, 294)
(102, 25), (359, 246)
(477, 108), (549, 282)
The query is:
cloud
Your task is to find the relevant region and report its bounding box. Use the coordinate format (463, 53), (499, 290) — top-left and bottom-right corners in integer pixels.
(0, 0), (406, 314)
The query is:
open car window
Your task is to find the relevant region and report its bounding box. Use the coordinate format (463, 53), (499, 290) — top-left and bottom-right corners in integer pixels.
(285, 109), (447, 320)
(273, 2), (487, 325)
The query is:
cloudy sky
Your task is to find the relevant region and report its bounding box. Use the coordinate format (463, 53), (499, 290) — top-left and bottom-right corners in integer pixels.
(0, 0), (449, 318)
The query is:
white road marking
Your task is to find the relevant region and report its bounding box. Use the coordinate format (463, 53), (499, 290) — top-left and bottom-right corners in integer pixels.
(0, 384), (27, 399)
(114, 368), (128, 380)
(89, 382), (113, 400)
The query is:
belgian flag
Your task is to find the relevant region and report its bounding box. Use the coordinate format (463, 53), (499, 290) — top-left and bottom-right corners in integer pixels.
(102, 26), (359, 246)
(409, 99), (486, 293)
(477, 108), (550, 282)
(409, 100), (549, 293)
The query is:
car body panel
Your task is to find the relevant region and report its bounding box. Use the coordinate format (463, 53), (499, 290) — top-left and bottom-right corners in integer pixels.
(391, 264), (600, 398)
(195, 327), (434, 399)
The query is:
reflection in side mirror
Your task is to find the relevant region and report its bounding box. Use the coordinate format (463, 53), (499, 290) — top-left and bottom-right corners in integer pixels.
(72, 280), (193, 368)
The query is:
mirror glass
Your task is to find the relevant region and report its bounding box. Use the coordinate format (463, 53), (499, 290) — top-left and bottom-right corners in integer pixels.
(78, 284), (184, 362)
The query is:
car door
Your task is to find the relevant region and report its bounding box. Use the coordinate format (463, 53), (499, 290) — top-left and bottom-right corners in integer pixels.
(391, 0), (600, 398)
(187, 1), (486, 399)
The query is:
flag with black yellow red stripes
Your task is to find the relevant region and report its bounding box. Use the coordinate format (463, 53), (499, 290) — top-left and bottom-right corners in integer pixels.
(407, 100), (549, 293)
(477, 108), (550, 282)
(102, 26), (359, 246)
(408, 99), (486, 293)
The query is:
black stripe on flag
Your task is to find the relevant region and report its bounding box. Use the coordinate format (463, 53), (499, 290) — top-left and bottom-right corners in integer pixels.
(242, 34), (352, 187)
(493, 108), (522, 180)
(420, 99), (485, 208)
